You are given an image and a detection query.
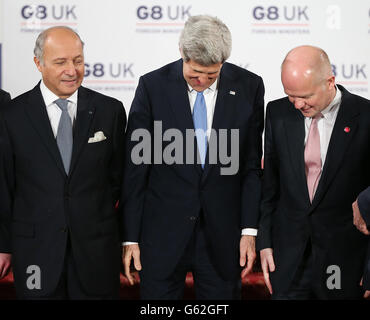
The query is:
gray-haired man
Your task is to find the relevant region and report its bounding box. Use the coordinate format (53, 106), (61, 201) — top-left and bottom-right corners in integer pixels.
(122, 15), (265, 299)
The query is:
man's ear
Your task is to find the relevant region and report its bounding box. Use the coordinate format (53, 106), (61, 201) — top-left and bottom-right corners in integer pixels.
(327, 75), (336, 89)
(179, 47), (184, 60)
(34, 56), (42, 72)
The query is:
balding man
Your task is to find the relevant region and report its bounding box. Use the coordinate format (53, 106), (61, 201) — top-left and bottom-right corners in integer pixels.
(0, 26), (126, 299)
(257, 45), (370, 299)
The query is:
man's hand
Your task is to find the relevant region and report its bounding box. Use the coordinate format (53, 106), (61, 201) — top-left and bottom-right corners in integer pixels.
(260, 248), (275, 294)
(360, 277), (370, 299)
(352, 200), (370, 235)
(122, 244), (142, 285)
(240, 235), (256, 278)
(0, 253), (11, 279)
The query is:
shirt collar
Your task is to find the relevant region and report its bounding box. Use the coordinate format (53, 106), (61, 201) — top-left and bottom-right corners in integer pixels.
(320, 85), (342, 119)
(40, 80), (78, 107)
(187, 77), (218, 94)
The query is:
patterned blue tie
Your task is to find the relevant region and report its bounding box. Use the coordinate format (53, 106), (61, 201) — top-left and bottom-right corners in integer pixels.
(55, 99), (73, 174)
(192, 91), (207, 168)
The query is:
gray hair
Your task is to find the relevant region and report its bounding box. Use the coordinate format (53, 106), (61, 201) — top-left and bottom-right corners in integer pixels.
(34, 26), (84, 64)
(179, 15), (232, 66)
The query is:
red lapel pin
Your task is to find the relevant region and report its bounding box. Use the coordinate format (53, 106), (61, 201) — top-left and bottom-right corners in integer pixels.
(344, 127), (350, 133)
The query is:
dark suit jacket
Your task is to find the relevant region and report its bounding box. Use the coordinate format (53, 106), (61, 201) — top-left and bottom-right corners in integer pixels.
(0, 83), (126, 297)
(358, 187), (370, 290)
(257, 85), (370, 298)
(122, 59), (264, 280)
(0, 89), (11, 107)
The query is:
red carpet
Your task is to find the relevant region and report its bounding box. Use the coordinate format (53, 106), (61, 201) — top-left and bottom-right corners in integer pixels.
(0, 271), (269, 300)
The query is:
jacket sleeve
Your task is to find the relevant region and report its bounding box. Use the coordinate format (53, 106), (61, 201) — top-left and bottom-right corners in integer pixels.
(256, 103), (279, 250)
(240, 76), (265, 230)
(358, 186), (370, 228)
(110, 101), (127, 204)
(0, 112), (15, 253)
(358, 187), (370, 290)
(120, 76), (152, 242)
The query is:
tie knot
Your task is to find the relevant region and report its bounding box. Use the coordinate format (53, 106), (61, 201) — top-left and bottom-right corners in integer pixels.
(312, 112), (323, 120)
(55, 99), (69, 111)
(196, 91), (204, 97)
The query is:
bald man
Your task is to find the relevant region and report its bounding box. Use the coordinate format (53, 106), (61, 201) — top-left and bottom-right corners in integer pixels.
(0, 26), (126, 299)
(257, 45), (370, 299)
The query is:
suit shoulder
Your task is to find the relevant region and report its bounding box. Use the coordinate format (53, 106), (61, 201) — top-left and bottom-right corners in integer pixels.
(0, 89), (10, 102)
(349, 92), (370, 109)
(1, 88), (34, 116)
(80, 86), (122, 104)
(9, 88), (33, 104)
(267, 96), (290, 106)
(338, 85), (370, 109)
(223, 62), (263, 82)
(140, 60), (179, 81)
(266, 97), (292, 116)
(80, 86), (125, 114)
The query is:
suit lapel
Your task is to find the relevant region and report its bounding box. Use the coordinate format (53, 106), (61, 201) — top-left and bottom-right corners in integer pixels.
(167, 60), (195, 134)
(201, 66), (237, 183)
(311, 86), (359, 208)
(69, 86), (95, 176)
(283, 107), (307, 197)
(166, 60), (202, 176)
(25, 84), (66, 176)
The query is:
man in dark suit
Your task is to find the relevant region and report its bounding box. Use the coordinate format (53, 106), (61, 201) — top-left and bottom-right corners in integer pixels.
(257, 45), (370, 299)
(353, 189), (370, 298)
(0, 26), (126, 299)
(0, 89), (10, 107)
(122, 15), (264, 299)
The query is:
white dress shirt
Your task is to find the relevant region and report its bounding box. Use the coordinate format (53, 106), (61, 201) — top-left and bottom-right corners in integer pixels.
(187, 80), (218, 141)
(40, 80), (78, 137)
(304, 87), (342, 167)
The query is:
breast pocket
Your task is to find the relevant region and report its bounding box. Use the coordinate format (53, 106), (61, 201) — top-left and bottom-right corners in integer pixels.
(85, 136), (111, 158)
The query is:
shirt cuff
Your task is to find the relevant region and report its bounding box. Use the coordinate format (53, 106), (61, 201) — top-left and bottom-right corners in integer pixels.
(241, 228), (258, 236)
(124, 230), (258, 244)
(123, 241), (138, 246)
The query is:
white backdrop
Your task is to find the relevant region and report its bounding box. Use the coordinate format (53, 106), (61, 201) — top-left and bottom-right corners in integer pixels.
(1, 0), (369, 114)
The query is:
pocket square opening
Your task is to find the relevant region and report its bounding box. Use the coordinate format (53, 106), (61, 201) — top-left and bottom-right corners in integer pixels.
(88, 131), (107, 143)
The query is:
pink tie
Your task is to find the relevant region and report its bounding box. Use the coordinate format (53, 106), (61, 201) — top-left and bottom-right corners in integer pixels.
(305, 113), (322, 203)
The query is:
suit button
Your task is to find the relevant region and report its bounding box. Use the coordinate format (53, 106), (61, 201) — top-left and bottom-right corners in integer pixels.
(61, 227), (67, 233)
(189, 216), (197, 221)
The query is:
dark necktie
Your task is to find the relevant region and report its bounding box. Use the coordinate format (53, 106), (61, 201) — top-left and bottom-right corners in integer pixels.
(55, 99), (73, 174)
